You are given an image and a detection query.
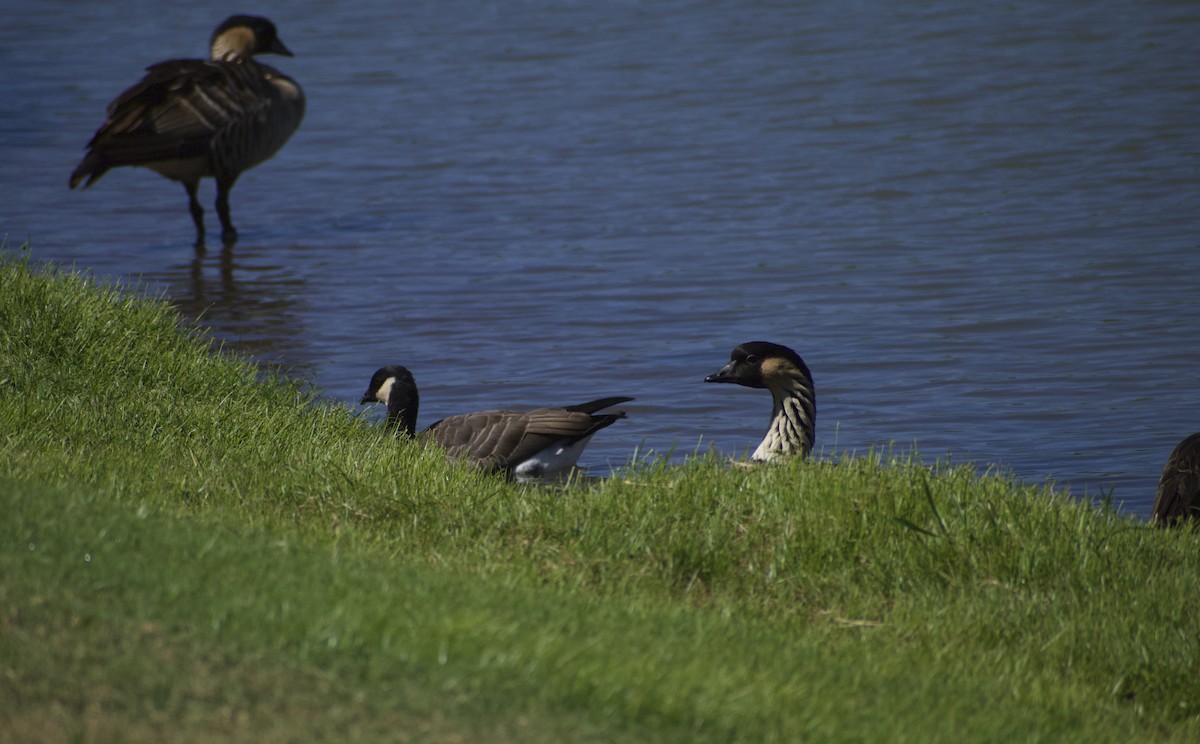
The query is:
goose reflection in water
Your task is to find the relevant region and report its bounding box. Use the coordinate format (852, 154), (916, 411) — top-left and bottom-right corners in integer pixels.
(148, 244), (311, 372)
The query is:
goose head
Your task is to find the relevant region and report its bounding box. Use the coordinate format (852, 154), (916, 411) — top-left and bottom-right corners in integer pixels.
(210, 15), (294, 61)
(360, 365), (419, 437)
(705, 341), (813, 393)
(705, 341), (816, 460)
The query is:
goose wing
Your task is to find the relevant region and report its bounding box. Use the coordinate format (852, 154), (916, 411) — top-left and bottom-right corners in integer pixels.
(1153, 433), (1200, 526)
(425, 404), (629, 474)
(72, 57), (299, 185)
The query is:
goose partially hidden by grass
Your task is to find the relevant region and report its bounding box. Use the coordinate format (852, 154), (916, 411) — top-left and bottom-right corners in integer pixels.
(704, 341), (816, 461)
(69, 15), (305, 247)
(1151, 432), (1200, 527)
(361, 365), (633, 483)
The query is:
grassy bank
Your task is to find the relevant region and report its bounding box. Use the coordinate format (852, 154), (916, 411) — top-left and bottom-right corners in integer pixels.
(2, 253), (1198, 742)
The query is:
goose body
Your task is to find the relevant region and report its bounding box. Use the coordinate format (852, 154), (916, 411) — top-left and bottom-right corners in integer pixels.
(361, 365), (632, 482)
(1151, 432), (1200, 527)
(704, 341), (816, 461)
(70, 15), (305, 247)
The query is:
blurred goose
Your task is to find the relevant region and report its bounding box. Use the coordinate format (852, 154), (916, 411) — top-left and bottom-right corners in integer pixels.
(361, 365), (633, 483)
(1151, 432), (1200, 527)
(704, 341), (816, 461)
(69, 15), (305, 247)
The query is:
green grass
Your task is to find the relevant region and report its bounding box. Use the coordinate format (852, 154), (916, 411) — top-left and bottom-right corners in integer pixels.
(2, 250), (1199, 742)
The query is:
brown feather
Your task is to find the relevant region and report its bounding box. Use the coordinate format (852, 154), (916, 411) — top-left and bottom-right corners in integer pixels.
(426, 407), (627, 474)
(1152, 432), (1200, 527)
(71, 58), (303, 187)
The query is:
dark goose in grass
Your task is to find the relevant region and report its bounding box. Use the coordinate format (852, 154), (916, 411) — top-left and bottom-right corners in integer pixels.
(69, 15), (305, 248)
(705, 341), (816, 461)
(1151, 432), (1200, 527)
(361, 365), (633, 483)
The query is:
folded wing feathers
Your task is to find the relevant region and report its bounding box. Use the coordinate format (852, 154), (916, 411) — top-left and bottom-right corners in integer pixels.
(73, 57), (301, 186)
(1153, 433), (1200, 526)
(424, 402), (629, 474)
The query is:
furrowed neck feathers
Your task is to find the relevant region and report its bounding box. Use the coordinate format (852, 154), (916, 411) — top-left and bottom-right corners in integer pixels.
(754, 366), (816, 461)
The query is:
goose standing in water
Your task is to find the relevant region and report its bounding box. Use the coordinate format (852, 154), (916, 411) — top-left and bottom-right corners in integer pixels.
(361, 365), (633, 483)
(1151, 432), (1200, 527)
(70, 15), (305, 247)
(704, 341), (816, 461)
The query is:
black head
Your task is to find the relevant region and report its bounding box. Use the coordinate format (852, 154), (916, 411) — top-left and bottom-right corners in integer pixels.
(704, 341), (812, 390)
(361, 365), (419, 437)
(361, 365), (416, 405)
(211, 15), (294, 57)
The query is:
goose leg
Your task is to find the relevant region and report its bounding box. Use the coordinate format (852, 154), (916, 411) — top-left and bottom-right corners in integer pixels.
(183, 179), (205, 247)
(215, 175), (239, 247)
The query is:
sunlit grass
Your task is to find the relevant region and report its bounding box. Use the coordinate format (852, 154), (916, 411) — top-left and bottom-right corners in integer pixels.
(2, 251), (1198, 742)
